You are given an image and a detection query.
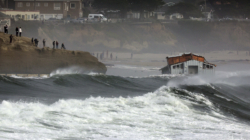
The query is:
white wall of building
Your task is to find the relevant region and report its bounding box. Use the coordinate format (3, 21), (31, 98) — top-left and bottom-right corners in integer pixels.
(0, 11), (40, 21)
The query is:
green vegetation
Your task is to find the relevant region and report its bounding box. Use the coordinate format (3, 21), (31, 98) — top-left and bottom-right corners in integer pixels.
(166, 2), (203, 19)
(92, 0), (164, 19)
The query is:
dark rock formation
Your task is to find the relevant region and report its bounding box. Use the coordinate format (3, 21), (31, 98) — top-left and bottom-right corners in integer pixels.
(0, 33), (107, 74)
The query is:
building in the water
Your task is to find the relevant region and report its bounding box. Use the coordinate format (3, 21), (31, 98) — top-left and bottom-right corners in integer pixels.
(160, 53), (216, 74)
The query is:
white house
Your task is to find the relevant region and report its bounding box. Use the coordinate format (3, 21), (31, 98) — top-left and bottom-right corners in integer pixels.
(161, 53), (216, 75)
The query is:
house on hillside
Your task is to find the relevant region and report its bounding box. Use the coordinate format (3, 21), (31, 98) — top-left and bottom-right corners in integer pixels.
(0, 12), (11, 32)
(160, 53), (216, 75)
(13, 0), (82, 20)
(0, 10), (40, 20)
(154, 0), (183, 20)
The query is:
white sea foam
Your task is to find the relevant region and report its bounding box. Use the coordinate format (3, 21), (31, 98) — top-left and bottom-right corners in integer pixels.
(0, 86), (249, 140)
(49, 66), (101, 77)
(9, 75), (49, 79)
(111, 65), (159, 71)
(166, 70), (250, 88)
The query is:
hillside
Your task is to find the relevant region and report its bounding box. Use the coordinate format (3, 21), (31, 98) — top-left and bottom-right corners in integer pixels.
(0, 33), (107, 74)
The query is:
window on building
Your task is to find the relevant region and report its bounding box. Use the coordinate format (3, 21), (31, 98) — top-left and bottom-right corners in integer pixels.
(70, 3), (76, 9)
(54, 3), (61, 10)
(17, 2), (23, 7)
(35, 3), (40, 7)
(31, 15), (34, 18)
(206, 65), (210, 69)
(27, 15), (30, 19)
(44, 3), (48, 7)
(177, 65), (179, 69)
(203, 64), (206, 69)
(173, 66), (176, 69)
(26, 2), (30, 7)
(181, 64), (184, 69)
(210, 66), (213, 69)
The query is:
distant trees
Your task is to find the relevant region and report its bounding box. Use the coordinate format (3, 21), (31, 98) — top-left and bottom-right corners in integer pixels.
(92, 0), (130, 18)
(129, 0), (165, 18)
(92, 0), (165, 19)
(208, 0), (250, 18)
(166, 2), (203, 19)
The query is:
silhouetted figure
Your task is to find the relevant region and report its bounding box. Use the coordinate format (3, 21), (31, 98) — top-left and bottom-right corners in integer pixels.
(6, 25), (8, 34)
(56, 41), (59, 49)
(4, 25), (8, 34)
(9, 34), (13, 43)
(3, 25), (6, 34)
(34, 38), (39, 47)
(100, 52), (104, 60)
(53, 41), (55, 49)
(61, 43), (66, 49)
(110, 53), (113, 60)
(31, 38), (34, 44)
(15, 27), (19, 36)
(43, 39), (46, 47)
(19, 27), (22, 37)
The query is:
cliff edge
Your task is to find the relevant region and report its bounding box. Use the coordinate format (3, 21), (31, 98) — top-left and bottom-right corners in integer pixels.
(0, 33), (107, 74)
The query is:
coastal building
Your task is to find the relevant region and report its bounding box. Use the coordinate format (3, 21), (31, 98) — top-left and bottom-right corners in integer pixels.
(160, 53), (216, 74)
(13, 0), (82, 20)
(154, 0), (183, 20)
(0, 10), (40, 20)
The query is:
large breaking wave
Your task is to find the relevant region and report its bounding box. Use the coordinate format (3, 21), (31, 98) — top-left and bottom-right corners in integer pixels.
(0, 70), (250, 139)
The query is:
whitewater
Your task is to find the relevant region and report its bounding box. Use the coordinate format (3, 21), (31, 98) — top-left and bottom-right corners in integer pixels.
(0, 65), (250, 140)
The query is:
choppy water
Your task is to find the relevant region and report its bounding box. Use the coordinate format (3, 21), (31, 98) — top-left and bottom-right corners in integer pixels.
(0, 65), (250, 140)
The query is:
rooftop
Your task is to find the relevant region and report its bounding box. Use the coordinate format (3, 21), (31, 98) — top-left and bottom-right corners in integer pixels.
(166, 53), (216, 66)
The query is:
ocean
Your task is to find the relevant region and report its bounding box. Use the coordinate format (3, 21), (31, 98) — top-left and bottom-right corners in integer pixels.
(0, 65), (250, 140)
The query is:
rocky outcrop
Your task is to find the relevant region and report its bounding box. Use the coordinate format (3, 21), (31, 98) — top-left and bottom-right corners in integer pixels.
(0, 33), (107, 74)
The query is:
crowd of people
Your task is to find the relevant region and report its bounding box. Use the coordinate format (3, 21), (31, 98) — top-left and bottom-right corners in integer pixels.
(31, 38), (66, 50)
(2, 24), (23, 43)
(96, 51), (117, 61)
(3, 25), (66, 50)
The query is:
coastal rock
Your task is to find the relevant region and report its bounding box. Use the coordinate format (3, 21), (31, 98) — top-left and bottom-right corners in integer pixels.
(0, 33), (107, 74)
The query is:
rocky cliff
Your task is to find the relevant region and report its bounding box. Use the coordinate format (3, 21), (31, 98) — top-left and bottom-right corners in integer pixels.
(0, 33), (107, 74)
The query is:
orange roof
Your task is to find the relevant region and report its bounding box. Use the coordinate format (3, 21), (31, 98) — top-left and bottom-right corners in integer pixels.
(166, 53), (216, 66)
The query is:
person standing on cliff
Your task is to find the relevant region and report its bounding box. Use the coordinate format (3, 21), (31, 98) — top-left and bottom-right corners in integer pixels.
(19, 27), (22, 37)
(34, 38), (39, 47)
(4, 25), (6, 33)
(56, 41), (59, 49)
(53, 41), (55, 49)
(9, 34), (13, 43)
(6, 25), (8, 34)
(15, 27), (19, 37)
(43, 39), (46, 47)
(61, 43), (66, 50)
